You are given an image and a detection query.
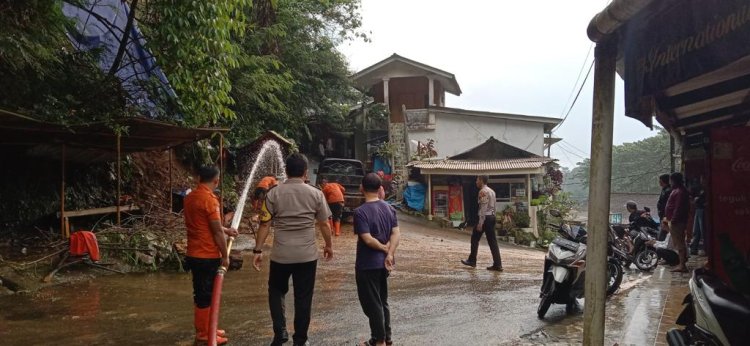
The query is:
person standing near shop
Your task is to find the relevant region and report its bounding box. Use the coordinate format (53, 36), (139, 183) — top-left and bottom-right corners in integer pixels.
(690, 177), (706, 256)
(320, 179), (346, 236)
(253, 153), (334, 346)
(656, 174), (672, 241)
(184, 166), (238, 345)
(354, 173), (401, 346)
(461, 175), (503, 272)
(664, 172), (690, 272)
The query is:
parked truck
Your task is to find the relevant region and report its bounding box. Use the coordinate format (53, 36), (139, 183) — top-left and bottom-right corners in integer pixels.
(314, 158), (366, 216)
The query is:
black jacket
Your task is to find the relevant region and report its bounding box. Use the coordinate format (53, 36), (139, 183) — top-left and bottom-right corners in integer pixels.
(657, 186), (672, 219)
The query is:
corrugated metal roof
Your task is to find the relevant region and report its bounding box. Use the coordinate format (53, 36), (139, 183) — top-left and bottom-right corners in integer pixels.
(0, 110), (226, 162)
(408, 157), (552, 171)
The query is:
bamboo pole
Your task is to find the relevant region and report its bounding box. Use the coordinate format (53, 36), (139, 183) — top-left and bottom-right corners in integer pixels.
(427, 174), (433, 220)
(526, 173), (532, 219)
(116, 133), (121, 227)
(169, 149), (173, 212)
(219, 133), (224, 220)
(583, 41), (617, 345)
(60, 144), (66, 239)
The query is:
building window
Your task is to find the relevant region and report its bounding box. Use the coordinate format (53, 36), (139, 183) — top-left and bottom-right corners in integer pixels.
(489, 183), (511, 202)
(488, 178), (526, 203)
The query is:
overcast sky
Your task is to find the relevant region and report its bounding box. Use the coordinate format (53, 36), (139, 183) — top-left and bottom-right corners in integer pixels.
(338, 0), (661, 169)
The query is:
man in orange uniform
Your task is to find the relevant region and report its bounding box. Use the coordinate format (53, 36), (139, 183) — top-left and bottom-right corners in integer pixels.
(320, 179), (346, 236)
(253, 175), (278, 209)
(184, 166), (238, 345)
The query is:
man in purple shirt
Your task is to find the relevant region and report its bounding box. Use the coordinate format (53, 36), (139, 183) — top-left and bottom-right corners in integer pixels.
(663, 172), (690, 272)
(354, 173), (401, 346)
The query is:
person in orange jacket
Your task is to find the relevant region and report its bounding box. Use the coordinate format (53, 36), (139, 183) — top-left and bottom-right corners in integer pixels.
(253, 175), (278, 211)
(320, 179), (346, 236)
(184, 166), (239, 345)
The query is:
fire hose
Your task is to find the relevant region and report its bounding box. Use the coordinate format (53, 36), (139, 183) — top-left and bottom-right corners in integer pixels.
(208, 176), (254, 346)
(208, 236), (234, 346)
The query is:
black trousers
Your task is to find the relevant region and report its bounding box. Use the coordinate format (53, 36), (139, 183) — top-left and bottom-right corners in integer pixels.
(269, 260), (317, 344)
(356, 268), (391, 343)
(468, 215), (502, 267)
(658, 225), (669, 241)
(186, 257), (220, 308)
(329, 202), (344, 222)
(656, 248), (679, 266)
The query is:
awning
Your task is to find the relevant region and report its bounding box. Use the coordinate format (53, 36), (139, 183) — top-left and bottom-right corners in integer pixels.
(408, 157), (552, 176)
(0, 109), (226, 162)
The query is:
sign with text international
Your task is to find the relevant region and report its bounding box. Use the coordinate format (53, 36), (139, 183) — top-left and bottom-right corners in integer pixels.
(623, 0), (750, 127)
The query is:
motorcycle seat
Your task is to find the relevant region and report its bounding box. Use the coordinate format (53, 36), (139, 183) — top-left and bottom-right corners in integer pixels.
(698, 274), (750, 342)
(611, 225), (627, 238)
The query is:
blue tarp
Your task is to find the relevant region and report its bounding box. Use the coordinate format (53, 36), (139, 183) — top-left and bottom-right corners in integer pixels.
(372, 156), (392, 175)
(403, 182), (426, 211)
(62, 1), (175, 117)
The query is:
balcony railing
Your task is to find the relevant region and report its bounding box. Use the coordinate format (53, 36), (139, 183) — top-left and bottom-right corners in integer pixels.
(405, 108), (436, 130)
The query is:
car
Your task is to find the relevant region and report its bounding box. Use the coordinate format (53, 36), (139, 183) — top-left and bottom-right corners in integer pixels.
(315, 158), (366, 215)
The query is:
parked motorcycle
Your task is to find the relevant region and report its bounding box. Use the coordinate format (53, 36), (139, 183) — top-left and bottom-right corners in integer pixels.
(667, 268), (750, 346)
(609, 222), (659, 271)
(538, 210), (624, 319)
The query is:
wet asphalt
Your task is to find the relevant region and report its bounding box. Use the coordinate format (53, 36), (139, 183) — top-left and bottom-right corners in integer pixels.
(0, 213), (665, 345)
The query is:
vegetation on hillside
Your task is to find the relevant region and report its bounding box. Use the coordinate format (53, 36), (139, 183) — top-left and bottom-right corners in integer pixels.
(0, 0), (368, 233)
(562, 129), (671, 200)
(1, 0), (366, 135)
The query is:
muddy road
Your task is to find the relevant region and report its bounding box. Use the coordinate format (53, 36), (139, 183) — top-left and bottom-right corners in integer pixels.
(0, 214), (573, 345)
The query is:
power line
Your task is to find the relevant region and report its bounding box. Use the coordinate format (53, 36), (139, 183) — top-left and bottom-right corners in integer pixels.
(555, 144), (576, 167)
(561, 139), (589, 156)
(557, 142), (587, 160)
(560, 43), (594, 117)
(562, 169), (668, 186)
(553, 59), (595, 133)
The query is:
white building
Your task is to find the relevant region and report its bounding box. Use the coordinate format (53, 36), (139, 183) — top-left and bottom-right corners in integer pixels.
(406, 106), (559, 158)
(352, 54), (561, 165)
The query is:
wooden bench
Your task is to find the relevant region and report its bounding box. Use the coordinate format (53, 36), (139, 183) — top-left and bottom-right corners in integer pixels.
(58, 205), (140, 238)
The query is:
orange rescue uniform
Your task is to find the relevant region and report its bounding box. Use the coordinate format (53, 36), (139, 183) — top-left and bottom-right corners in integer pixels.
(257, 176), (278, 190)
(184, 184), (222, 259)
(322, 182), (345, 204)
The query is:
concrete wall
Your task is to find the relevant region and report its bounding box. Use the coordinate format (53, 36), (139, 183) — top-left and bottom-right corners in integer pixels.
(409, 111), (546, 157)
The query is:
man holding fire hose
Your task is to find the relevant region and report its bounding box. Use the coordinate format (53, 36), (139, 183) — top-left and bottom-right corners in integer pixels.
(254, 153), (334, 346)
(183, 166), (238, 345)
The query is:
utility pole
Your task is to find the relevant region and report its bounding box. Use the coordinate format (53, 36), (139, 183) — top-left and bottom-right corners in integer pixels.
(583, 41), (616, 345)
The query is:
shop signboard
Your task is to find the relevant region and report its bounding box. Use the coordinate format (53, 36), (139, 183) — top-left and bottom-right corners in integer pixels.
(710, 127), (750, 294)
(623, 0), (750, 127)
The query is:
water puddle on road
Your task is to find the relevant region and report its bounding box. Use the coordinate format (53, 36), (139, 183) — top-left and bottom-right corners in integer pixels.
(0, 223), (553, 345)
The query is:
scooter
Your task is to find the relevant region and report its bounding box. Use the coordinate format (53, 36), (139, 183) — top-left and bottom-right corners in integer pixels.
(609, 223), (659, 271)
(537, 210), (624, 319)
(667, 268), (750, 346)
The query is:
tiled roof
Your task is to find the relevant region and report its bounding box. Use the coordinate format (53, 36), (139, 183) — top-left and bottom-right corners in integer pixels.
(408, 157), (552, 171)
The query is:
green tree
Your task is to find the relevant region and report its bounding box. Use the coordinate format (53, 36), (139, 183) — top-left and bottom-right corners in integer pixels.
(225, 0), (367, 144)
(0, 0), (73, 74)
(0, 1), (131, 124)
(140, 0), (252, 126)
(566, 129), (671, 195)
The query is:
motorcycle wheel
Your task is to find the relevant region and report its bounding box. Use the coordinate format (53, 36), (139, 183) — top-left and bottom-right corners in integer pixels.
(537, 273), (555, 319)
(565, 299), (579, 315)
(635, 248), (658, 271)
(614, 241), (632, 269)
(606, 258), (623, 296)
